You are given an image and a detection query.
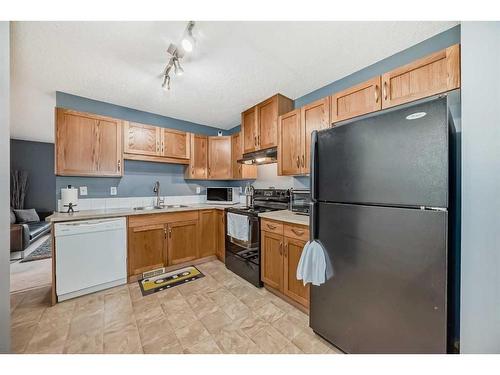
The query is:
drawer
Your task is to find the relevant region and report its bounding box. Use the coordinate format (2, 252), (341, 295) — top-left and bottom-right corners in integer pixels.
(284, 224), (309, 241)
(261, 219), (283, 235)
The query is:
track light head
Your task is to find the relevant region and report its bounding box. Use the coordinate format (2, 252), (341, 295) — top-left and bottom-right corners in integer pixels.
(181, 21), (196, 53)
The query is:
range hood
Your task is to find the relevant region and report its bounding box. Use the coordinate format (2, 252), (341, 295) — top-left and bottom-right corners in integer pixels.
(237, 147), (277, 165)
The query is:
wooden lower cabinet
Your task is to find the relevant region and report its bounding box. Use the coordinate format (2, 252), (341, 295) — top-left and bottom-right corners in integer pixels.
(168, 220), (198, 265)
(216, 210), (225, 262)
(261, 230), (284, 291)
(128, 224), (166, 276)
(283, 237), (310, 307)
(199, 210), (217, 258)
(261, 221), (310, 308)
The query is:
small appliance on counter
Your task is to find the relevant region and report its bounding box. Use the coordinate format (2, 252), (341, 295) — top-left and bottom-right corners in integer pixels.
(60, 185), (79, 213)
(244, 183), (255, 208)
(290, 189), (311, 215)
(206, 187), (240, 204)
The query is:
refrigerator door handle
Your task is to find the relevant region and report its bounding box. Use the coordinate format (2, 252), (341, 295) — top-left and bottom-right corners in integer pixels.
(310, 130), (318, 202)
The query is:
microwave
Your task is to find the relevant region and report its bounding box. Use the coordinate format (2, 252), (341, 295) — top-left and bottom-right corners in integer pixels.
(206, 187), (240, 205)
(290, 189), (310, 215)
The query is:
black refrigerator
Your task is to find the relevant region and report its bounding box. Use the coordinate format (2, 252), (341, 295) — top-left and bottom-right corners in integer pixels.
(309, 94), (460, 354)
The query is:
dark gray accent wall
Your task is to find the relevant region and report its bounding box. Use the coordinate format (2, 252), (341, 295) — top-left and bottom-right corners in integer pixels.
(10, 139), (56, 211)
(55, 93), (250, 199)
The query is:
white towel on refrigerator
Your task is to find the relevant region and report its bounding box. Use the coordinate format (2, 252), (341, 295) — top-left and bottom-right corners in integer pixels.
(296, 240), (330, 286)
(226, 212), (249, 242)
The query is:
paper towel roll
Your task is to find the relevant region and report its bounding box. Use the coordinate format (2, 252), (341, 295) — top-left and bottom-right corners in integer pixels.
(61, 187), (79, 212)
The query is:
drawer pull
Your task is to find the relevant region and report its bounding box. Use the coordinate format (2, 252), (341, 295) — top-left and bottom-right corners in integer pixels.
(267, 223), (277, 230)
(279, 241), (283, 255)
(291, 228), (304, 236)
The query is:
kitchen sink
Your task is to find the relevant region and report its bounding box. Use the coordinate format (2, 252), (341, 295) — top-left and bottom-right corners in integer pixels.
(133, 204), (188, 211)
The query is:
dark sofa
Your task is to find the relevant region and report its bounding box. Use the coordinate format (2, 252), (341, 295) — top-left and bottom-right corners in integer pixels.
(10, 210), (52, 258)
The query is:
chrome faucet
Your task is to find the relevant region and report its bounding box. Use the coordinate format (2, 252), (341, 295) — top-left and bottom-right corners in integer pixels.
(153, 181), (163, 208)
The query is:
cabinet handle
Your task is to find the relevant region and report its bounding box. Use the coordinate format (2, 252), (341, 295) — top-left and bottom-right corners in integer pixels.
(374, 85), (379, 103)
(291, 228), (304, 236)
(296, 156), (300, 168)
(117, 160), (121, 172)
(383, 81), (388, 101)
(168, 228), (172, 239)
(257, 135), (260, 146)
(284, 242), (288, 257)
(208, 167), (211, 177)
(301, 155), (305, 168)
(267, 223), (277, 230)
(161, 141), (164, 154)
(191, 166), (194, 175)
(279, 241), (283, 255)
(164, 227), (167, 239)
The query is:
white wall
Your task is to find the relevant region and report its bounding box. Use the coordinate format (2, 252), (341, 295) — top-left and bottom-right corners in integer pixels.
(0, 21), (11, 353)
(460, 22), (500, 353)
(252, 164), (309, 190)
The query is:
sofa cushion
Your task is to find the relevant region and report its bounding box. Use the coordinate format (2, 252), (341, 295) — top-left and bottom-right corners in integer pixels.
(26, 221), (51, 240)
(13, 208), (40, 223)
(10, 209), (16, 224)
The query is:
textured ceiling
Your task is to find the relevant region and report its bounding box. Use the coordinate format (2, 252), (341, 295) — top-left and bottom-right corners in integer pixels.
(10, 21), (458, 142)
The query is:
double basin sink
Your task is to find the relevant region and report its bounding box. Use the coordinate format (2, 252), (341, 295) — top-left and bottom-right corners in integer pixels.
(133, 205), (188, 211)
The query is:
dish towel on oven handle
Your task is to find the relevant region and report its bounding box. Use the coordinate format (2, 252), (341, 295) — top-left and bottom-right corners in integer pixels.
(226, 212), (249, 242)
(296, 240), (333, 286)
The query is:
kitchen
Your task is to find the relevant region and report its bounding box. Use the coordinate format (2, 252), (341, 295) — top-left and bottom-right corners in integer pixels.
(3, 17), (500, 362)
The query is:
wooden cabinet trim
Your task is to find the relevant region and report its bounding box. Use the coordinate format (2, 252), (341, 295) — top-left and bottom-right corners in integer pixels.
(283, 224), (310, 241)
(278, 109), (302, 176)
(128, 210), (199, 228)
(283, 237), (310, 307)
(261, 219), (284, 235)
(261, 230), (284, 291)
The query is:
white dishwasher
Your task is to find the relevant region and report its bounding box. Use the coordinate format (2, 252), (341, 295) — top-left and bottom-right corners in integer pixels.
(55, 217), (127, 301)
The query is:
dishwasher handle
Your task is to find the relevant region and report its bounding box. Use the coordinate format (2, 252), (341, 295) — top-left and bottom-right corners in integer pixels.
(55, 217), (126, 237)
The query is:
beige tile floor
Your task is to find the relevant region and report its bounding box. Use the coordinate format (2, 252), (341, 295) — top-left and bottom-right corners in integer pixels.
(11, 260), (341, 354)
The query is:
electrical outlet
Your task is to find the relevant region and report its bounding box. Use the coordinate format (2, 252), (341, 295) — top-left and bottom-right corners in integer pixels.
(110, 187), (117, 196)
(196, 187), (201, 194)
(79, 186), (88, 196)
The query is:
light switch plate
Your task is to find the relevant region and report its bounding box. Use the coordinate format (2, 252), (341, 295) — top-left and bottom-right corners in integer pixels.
(196, 187), (201, 194)
(79, 186), (88, 196)
(110, 187), (117, 196)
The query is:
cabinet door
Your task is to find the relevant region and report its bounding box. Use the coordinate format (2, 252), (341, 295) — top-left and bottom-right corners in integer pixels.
(186, 134), (208, 179)
(382, 44), (460, 109)
(231, 132), (257, 180)
(199, 210), (217, 258)
(128, 224), (166, 277)
(162, 128), (189, 159)
(301, 98), (330, 174)
(261, 231), (283, 291)
(330, 76), (382, 123)
(124, 121), (161, 156)
(95, 118), (123, 176)
(242, 107), (258, 154)
(56, 108), (123, 177)
(216, 210), (225, 262)
(208, 136), (232, 179)
(257, 96), (278, 150)
(167, 220), (198, 265)
(283, 237), (310, 307)
(278, 109), (302, 176)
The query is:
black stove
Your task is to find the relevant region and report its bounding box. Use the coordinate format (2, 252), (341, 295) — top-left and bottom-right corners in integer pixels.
(225, 189), (289, 287)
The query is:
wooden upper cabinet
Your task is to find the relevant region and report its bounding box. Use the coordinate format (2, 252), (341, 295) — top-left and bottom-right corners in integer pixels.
(56, 108), (123, 177)
(186, 134), (208, 179)
(242, 107), (258, 154)
(162, 128), (189, 159)
(127, 224), (166, 277)
(231, 132), (257, 180)
(208, 136), (232, 179)
(283, 236), (310, 308)
(258, 94), (294, 150)
(382, 44), (460, 109)
(301, 98), (330, 174)
(124, 121), (161, 156)
(278, 109), (302, 176)
(330, 76), (382, 124)
(167, 220), (198, 265)
(198, 210), (217, 258)
(241, 94), (293, 154)
(261, 230), (284, 291)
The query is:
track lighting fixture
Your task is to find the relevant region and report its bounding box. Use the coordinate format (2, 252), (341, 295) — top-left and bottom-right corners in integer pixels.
(161, 21), (195, 91)
(181, 21), (196, 53)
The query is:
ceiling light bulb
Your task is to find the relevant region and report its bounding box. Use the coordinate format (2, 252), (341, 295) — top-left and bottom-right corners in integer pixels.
(181, 38), (194, 52)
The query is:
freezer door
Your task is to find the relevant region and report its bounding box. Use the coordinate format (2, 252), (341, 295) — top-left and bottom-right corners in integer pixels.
(310, 202), (448, 353)
(317, 97), (448, 208)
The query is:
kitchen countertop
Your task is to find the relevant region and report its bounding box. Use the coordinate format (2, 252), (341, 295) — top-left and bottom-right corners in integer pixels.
(46, 203), (246, 223)
(258, 210), (310, 226)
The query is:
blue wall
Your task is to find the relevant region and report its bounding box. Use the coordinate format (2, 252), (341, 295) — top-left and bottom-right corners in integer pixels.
(55, 93), (249, 199)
